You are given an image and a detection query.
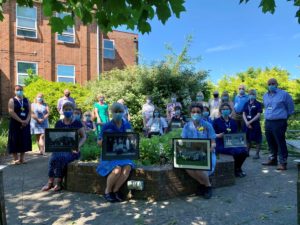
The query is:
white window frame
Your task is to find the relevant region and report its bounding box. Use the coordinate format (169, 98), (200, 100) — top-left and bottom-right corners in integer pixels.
(16, 61), (38, 86)
(57, 64), (75, 84)
(56, 12), (75, 44)
(16, 4), (37, 39)
(103, 39), (115, 59)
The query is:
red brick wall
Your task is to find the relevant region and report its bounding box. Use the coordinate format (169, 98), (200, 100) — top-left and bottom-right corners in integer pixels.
(103, 31), (138, 72)
(0, 1), (138, 115)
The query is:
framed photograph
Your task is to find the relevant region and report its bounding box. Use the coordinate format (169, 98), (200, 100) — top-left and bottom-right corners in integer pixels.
(173, 138), (212, 170)
(170, 121), (182, 129)
(102, 132), (140, 160)
(223, 133), (247, 148)
(45, 128), (79, 152)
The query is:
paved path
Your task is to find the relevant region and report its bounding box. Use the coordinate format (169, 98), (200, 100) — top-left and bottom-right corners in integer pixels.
(1, 152), (298, 225)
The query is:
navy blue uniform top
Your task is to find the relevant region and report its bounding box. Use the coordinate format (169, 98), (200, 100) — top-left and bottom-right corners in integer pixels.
(243, 100), (263, 122)
(213, 117), (238, 148)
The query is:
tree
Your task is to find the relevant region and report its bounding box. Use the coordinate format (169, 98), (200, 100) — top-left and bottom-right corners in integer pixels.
(0, 0), (186, 34)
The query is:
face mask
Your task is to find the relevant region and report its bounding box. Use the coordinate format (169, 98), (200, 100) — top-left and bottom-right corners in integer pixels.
(239, 89), (245, 95)
(191, 113), (201, 121)
(146, 99), (151, 104)
(16, 90), (23, 97)
(213, 94), (219, 98)
(268, 85), (277, 92)
(65, 93), (70, 97)
(221, 109), (231, 117)
(113, 112), (123, 121)
(85, 116), (91, 121)
(99, 98), (104, 102)
(37, 97), (43, 103)
(222, 96), (229, 101)
(196, 96), (203, 101)
(175, 110), (181, 116)
(203, 111), (209, 118)
(249, 95), (256, 100)
(74, 114), (81, 121)
(64, 111), (73, 118)
(171, 98), (176, 103)
(154, 112), (160, 117)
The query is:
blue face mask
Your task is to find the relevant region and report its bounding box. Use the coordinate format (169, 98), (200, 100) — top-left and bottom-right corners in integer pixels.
(249, 95), (256, 100)
(196, 96), (203, 101)
(221, 109), (231, 117)
(64, 111), (73, 118)
(239, 89), (245, 95)
(222, 96), (229, 101)
(154, 112), (160, 117)
(268, 85), (277, 92)
(175, 110), (181, 116)
(113, 112), (123, 121)
(85, 116), (91, 121)
(37, 97), (43, 103)
(191, 113), (201, 121)
(16, 90), (23, 97)
(202, 111), (209, 118)
(74, 114), (81, 121)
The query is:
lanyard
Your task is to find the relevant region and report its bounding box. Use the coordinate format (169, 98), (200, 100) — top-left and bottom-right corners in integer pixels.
(16, 97), (24, 111)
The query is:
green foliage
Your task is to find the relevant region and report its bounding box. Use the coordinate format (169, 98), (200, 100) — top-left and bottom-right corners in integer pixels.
(216, 67), (300, 103)
(0, 0), (186, 34)
(0, 118), (8, 155)
(80, 133), (100, 161)
(138, 129), (181, 165)
(23, 69), (39, 86)
(24, 77), (90, 123)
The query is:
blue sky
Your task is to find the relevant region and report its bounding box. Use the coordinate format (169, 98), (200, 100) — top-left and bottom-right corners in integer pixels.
(123, 0), (300, 83)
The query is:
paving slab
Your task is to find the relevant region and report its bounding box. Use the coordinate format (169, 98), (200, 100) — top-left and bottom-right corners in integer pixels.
(1, 152), (297, 225)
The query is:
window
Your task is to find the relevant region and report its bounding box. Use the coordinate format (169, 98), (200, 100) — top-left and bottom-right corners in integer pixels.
(56, 12), (75, 43)
(103, 39), (115, 59)
(17, 61), (38, 86)
(57, 65), (75, 83)
(16, 5), (37, 38)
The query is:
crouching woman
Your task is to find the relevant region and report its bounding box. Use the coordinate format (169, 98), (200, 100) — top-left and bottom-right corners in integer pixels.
(96, 102), (135, 202)
(42, 101), (86, 191)
(181, 102), (217, 199)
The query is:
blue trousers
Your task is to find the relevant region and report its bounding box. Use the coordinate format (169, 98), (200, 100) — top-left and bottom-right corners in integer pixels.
(265, 119), (288, 164)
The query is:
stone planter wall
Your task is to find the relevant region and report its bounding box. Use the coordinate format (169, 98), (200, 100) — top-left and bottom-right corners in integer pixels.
(65, 154), (235, 201)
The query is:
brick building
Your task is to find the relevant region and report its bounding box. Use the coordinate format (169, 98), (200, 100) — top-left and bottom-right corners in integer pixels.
(0, 1), (138, 115)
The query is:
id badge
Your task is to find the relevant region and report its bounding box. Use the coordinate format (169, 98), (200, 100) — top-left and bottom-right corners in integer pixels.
(247, 116), (252, 119)
(267, 106), (272, 110)
(20, 112), (26, 117)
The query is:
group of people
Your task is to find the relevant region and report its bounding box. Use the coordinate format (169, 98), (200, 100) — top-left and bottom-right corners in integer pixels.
(7, 77), (294, 201)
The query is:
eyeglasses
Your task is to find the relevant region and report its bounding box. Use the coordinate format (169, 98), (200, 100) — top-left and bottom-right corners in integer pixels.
(191, 111), (201, 113)
(268, 83), (276, 85)
(238, 88), (245, 90)
(114, 111), (124, 113)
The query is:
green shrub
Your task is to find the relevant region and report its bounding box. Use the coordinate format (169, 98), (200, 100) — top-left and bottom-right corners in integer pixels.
(80, 133), (101, 161)
(24, 77), (91, 123)
(0, 118), (9, 155)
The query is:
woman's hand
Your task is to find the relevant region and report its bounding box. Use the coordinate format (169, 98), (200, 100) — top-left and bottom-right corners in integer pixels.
(210, 143), (216, 152)
(217, 133), (224, 138)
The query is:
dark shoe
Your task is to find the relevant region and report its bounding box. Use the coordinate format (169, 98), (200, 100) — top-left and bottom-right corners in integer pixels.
(203, 186), (213, 199)
(262, 160), (278, 166)
(114, 191), (124, 202)
(276, 164), (287, 171)
(104, 193), (117, 203)
(195, 184), (206, 196)
(235, 170), (246, 178)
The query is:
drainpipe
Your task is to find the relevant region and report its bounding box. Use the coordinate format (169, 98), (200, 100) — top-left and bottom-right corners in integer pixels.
(96, 25), (100, 80)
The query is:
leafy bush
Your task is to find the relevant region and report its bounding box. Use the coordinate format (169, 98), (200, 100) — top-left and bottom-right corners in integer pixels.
(24, 77), (90, 123)
(0, 118), (9, 155)
(80, 133), (100, 161)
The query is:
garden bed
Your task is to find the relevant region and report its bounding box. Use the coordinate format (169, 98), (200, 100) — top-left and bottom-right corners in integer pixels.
(65, 154), (235, 201)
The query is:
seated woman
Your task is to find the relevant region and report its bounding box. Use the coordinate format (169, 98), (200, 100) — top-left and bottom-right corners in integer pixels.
(82, 111), (96, 133)
(213, 103), (248, 178)
(202, 106), (213, 124)
(168, 105), (187, 130)
(181, 102), (217, 199)
(146, 108), (168, 138)
(96, 102), (134, 202)
(42, 101), (86, 191)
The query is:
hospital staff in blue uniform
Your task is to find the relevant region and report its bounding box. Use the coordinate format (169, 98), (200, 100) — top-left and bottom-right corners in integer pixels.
(213, 103), (248, 178)
(262, 78), (294, 171)
(181, 102), (217, 199)
(242, 89), (263, 159)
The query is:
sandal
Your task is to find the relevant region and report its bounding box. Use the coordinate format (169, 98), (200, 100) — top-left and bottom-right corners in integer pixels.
(41, 182), (54, 191)
(53, 183), (62, 191)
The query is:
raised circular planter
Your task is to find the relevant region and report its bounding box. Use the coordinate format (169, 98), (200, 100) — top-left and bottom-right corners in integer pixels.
(65, 154), (235, 200)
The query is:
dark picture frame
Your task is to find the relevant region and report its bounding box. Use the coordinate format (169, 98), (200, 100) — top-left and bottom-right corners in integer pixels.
(173, 138), (212, 170)
(170, 121), (183, 129)
(223, 133), (247, 148)
(45, 128), (79, 152)
(102, 132), (140, 160)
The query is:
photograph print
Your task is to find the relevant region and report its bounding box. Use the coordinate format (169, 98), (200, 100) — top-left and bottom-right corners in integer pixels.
(223, 133), (247, 148)
(102, 132), (140, 160)
(45, 128), (78, 152)
(173, 138), (212, 170)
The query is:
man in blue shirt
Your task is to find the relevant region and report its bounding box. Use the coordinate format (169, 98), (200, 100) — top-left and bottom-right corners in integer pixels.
(262, 78), (294, 170)
(232, 84), (249, 131)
